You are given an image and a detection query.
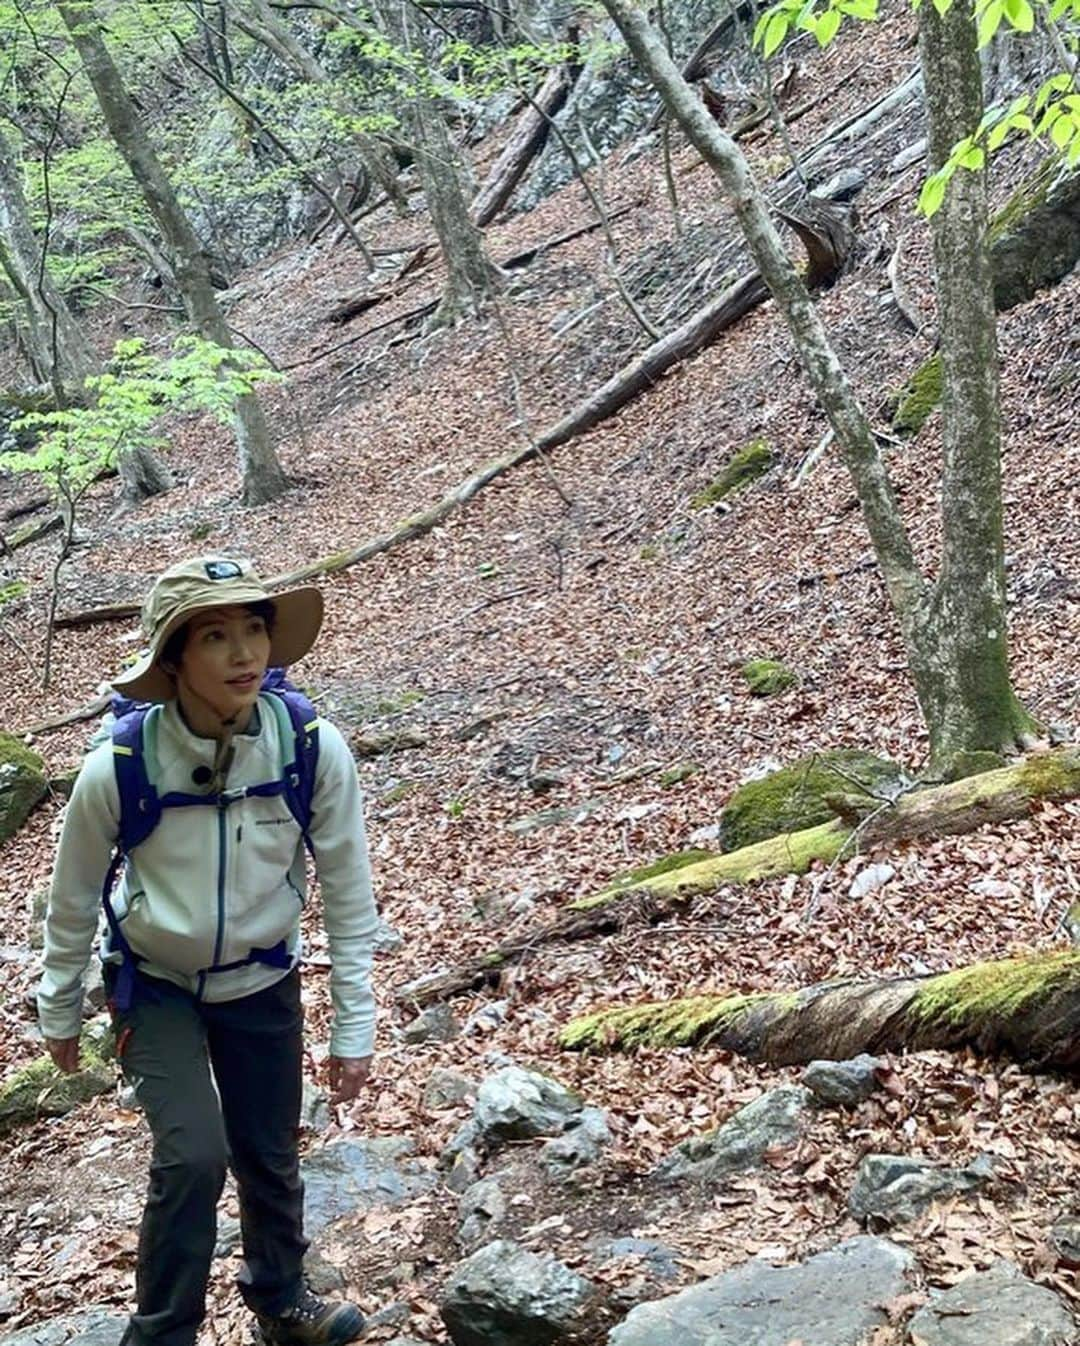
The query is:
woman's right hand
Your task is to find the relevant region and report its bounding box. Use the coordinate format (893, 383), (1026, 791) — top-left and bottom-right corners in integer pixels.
(45, 1037), (81, 1074)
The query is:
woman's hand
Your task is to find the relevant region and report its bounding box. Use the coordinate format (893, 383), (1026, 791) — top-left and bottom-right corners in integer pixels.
(328, 1055), (372, 1104)
(45, 1037), (81, 1074)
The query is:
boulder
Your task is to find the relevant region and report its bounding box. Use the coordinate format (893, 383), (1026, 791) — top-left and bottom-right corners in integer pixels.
(741, 659), (798, 696)
(540, 1107), (611, 1177)
(848, 1153), (993, 1227)
(473, 1067), (582, 1144)
(802, 1056), (884, 1107)
(608, 1236), (916, 1346)
(441, 1240), (596, 1346)
(0, 731), (47, 844)
(0, 1306), (127, 1346)
(424, 1067), (477, 1111)
(908, 1260), (1074, 1344)
(403, 1004), (461, 1045)
(301, 1137), (437, 1239)
(655, 1086), (812, 1184)
(0, 1029), (115, 1133)
(719, 749), (909, 852)
(458, 1177), (507, 1249)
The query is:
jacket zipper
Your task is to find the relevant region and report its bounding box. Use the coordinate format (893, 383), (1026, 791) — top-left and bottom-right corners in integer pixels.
(211, 802), (228, 973)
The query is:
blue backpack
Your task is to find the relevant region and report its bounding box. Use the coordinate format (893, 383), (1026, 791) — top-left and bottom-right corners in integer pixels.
(102, 668), (320, 1010)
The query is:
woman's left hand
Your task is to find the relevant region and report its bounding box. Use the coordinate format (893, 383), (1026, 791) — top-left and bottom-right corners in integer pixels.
(328, 1054), (372, 1104)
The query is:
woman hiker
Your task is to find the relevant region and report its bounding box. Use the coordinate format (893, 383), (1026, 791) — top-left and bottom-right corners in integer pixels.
(37, 556), (378, 1346)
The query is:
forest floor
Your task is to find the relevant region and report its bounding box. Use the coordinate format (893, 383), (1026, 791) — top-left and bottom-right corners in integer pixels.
(1, 4), (1079, 1343)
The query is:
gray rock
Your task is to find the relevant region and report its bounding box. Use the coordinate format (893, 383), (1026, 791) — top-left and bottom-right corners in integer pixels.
(366, 1303), (410, 1331)
(458, 1177), (507, 1249)
(424, 1067), (477, 1111)
(802, 1056), (883, 1107)
(445, 1146), (483, 1195)
(814, 168), (867, 201)
(303, 1248), (346, 1295)
(300, 1079), (332, 1133)
(302, 1137), (437, 1239)
(0, 739), (47, 846)
(0, 1306), (126, 1346)
(403, 1004), (461, 1045)
(608, 1235), (916, 1346)
(591, 1237), (681, 1282)
(464, 1001), (509, 1035)
(441, 1239), (595, 1346)
(214, 1215), (242, 1259)
(373, 920), (405, 953)
(0, 1285), (21, 1320)
(908, 1260), (1074, 1345)
(655, 1086), (812, 1183)
(848, 1153), (993, 1226)
(1049, 1219), (1080, 1266)
(473, 1066), (582, 1144)
(540, 1107), (612, 1177)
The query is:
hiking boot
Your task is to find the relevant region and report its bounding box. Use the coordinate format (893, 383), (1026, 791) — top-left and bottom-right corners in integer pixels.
(253, 1288), (365, 1346)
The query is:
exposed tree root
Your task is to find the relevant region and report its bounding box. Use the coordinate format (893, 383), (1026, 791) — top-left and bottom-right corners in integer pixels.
(395, 749), (1080, 1007)
(559, 951), (1080, 1072)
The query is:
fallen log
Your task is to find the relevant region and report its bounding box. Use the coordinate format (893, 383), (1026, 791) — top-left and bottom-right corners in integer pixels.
(21, 690), (111, 736)
(56, 198), (854, 628)
(59, 199), (852, 628)
(396, 747), (1080, 1007)
(559, 951), (1080, 1072)
(312, 205), (636, 347)
(2, 513), (62, 553)
(472, 58), (583, 228)
(644, 3), (756, 132)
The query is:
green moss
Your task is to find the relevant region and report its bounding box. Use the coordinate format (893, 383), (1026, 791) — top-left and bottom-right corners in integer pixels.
(691, 439), (773, 509)
(909, 953), (1080, 1033)
(659, 761), (700, 787)
(742, 659), (798, 696)
(891, 354), (942, 437)
(0, 731), (43, 777)
(638, 543), (660, 562)
(375, 690), (425, 716)
(188, 522), (213, 542)
(383, 779), (419, 805)
(1017, 748), (1080, 798)
(0, 1026), (115, 1132)
(988, 153), (1060, 248)
(0, 579), (27, 608)
(719, 749), (907, 852)
(560, 989), (801, 1052)
(592, 848), (718, 901)
(936, 749), (1006, 782)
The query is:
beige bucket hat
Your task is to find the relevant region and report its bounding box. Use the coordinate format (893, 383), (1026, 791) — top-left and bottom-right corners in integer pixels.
(112, 556), (324, 703)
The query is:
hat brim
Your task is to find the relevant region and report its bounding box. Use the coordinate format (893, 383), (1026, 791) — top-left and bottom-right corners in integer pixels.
(111, 585), (324, 703)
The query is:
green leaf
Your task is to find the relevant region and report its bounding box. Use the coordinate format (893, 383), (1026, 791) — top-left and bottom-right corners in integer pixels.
(987, 118), (1012, 150)
(1003, 0), (1035, 29)
(932, 0), (951, 14)
(816, 7), (842, 42)
(1036, 104), (1064, 135)
(1068, 135), (1080, 166)
(918, 172), (948, 216)
(957, 144), (986, 169)
(976, 0), (1004, 45)
(762, 10), (791, 55)
(1051, 115), (1075, 149)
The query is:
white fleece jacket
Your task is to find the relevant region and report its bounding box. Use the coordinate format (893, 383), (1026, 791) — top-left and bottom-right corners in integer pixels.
(38, 696), (379, 1057)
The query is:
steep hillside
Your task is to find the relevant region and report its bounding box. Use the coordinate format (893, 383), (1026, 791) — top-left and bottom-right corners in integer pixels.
(0, 4), (1078, 1343)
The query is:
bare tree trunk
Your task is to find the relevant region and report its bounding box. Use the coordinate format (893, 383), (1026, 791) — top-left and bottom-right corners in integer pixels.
(117, 443), (175, 503)
(0, 126), (98, 404)
(596, 0), (1033, 774)
(372, 0), (500, 326)
(916, 0), (1038, 769)
(57, 0), (290, 507)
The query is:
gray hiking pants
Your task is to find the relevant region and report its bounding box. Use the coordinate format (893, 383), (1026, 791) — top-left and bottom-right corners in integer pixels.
(108, 967), (308, 1346)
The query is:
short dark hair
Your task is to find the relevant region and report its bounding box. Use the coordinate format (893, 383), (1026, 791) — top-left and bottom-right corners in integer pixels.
(159, 600), (276, 673)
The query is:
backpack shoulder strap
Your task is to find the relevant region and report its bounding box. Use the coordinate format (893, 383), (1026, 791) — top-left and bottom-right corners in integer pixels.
(262, 688), (320, 839)
(111, 705), (162, 852)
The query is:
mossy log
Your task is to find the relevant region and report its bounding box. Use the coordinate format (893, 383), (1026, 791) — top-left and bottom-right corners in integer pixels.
(560, 952), (1080, 1072)
(398, 748), (1080, 1006)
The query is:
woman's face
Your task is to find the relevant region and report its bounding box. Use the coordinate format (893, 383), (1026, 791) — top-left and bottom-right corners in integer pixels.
(176, 604), (271, 723)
